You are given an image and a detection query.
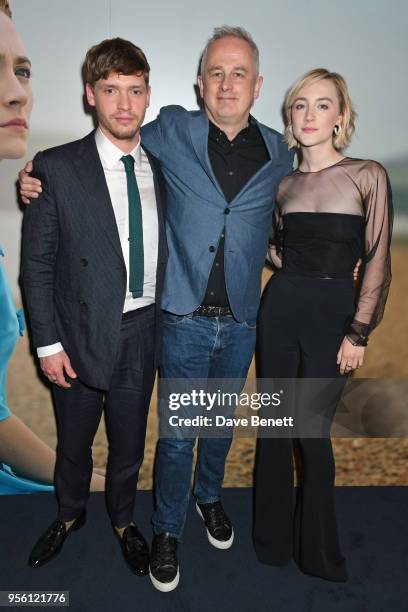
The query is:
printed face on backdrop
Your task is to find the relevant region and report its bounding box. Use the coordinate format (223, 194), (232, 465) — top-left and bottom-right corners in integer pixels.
(0, 12), (33, 160)
(290, 78), (343, 150)
(85, 71), (151, 151)
(197, 36), (263, 132)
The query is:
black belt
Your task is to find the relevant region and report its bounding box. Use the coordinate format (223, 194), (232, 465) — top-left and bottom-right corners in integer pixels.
(193, 305), (232, 317)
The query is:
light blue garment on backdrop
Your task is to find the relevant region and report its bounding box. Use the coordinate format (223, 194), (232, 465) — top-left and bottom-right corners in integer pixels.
(0, 244), (53, 494)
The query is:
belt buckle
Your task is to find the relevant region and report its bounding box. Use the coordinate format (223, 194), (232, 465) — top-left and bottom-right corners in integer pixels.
(193, 305), (230, 317)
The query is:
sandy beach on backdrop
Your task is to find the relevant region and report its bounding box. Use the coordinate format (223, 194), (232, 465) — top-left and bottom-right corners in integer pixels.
(7, 243), (408, 488)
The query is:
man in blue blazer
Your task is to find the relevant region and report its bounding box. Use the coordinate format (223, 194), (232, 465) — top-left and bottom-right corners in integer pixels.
(140, 27), (293, 592)
(19, 26), (293, 593)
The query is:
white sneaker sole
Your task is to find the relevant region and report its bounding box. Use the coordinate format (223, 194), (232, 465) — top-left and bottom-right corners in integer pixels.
(149, 567), (180, 592)
(196, 503), (234, 550)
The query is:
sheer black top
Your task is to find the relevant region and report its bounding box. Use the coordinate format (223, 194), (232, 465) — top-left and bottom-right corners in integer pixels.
(269, 157), (393, 346)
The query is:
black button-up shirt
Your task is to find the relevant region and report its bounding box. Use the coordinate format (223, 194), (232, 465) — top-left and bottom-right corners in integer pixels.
(202, 117), (270, 307)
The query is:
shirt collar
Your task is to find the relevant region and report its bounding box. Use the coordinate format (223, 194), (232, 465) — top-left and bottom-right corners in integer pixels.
(208, 115), (253, 143)
(95, 126), (142, 170)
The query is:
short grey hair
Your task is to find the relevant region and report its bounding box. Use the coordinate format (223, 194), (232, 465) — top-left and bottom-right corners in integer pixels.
(200, 26), (260, 76)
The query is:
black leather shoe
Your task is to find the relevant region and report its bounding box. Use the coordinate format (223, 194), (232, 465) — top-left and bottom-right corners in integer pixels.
(116, 524), (149, 576)
(149, 533), (179, 592)
(28, 511), (86, 568)
(196, 501), (234, 549)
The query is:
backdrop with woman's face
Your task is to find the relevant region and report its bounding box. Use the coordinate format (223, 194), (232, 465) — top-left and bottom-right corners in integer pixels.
(0, 11), (32, 160)
(0, 0), (407, 296)
(1, 1), (407, 492)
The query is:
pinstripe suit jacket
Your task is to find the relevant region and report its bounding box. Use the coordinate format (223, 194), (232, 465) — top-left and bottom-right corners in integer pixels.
(21, 130), (167, 390)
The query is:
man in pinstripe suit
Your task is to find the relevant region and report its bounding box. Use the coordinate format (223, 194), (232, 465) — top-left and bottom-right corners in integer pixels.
(21, 38), (167, 576)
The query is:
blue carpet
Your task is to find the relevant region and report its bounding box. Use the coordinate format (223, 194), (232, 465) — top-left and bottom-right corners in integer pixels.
(0, 487), (407, 612)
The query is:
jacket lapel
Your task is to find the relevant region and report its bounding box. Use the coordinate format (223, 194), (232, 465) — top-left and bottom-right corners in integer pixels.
(188, 111), (224, 198)
(228, 119), (275, 203)
(188, 112), (284, 205)
(72, 131), (124, 263)
(143, 145), (163, 213)
(142, 145), (168, 264)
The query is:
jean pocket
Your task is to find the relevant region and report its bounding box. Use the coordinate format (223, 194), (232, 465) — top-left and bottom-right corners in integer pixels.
(242, 320), (257, 330)
(163, 312), (189, 326)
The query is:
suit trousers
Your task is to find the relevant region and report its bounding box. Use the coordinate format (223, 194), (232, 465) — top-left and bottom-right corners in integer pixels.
(52, 304), (156, 527)
(254, 272), (354, 581)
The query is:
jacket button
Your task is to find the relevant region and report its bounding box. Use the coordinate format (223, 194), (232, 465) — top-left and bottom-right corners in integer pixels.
(224, 208), (230, 214)
(80, 258), (88, 267)
(79, 300), (86, 306)
(209, 246), (215, 252)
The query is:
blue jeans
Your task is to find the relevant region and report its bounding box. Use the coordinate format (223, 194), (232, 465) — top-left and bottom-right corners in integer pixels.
(152, 312), (256, 539)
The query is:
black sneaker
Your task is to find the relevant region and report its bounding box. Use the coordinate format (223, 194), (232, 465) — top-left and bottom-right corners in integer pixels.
(149, 533), (179, 592)
(196, 501), (234, 549)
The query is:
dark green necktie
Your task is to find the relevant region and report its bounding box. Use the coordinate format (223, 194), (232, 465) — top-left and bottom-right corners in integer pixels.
(120, 154), (144, 298)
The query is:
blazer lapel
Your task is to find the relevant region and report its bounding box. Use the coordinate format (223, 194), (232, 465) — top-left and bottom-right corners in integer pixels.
(188, 111), (224, 198)
(188, 112), (282, 206)
(142, 145), (168, 263)
(72, 131), (124, 263)
(255, 118), (276, 163)
(143, 145), (164, 212)
(228, 119), (276, 204)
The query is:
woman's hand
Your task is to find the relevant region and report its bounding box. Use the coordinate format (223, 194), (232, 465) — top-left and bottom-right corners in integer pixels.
(336, 337), (365, 375)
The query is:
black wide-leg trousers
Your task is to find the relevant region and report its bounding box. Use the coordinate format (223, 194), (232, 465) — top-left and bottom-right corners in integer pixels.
(254, 272), (355, 581)
(52, 305), (156, 527)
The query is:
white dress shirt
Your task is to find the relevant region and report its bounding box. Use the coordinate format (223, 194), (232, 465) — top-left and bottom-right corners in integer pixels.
(37, 127), (159, 358)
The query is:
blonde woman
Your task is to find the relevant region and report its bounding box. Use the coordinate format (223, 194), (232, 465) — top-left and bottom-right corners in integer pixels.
(0, 1), (104, 493)
(254, 69), (392, 581)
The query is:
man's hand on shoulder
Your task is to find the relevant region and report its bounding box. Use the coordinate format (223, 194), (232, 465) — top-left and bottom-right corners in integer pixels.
(40, 350), (77, 389)
(19, 160), (42, 204)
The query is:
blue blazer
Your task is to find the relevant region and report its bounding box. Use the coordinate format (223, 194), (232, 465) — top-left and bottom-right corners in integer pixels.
(141, 106), (293, 324)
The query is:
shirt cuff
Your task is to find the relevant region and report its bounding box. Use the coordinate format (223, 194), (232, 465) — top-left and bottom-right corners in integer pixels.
(37, 342), (64, 358)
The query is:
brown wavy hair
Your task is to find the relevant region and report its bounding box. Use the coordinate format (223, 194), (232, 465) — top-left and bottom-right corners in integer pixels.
(84, 37), (150, 86)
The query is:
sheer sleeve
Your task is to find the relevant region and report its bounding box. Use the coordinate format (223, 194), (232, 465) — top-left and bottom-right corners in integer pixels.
(266, 205), (283, 270)
(347, 163), (393, 346)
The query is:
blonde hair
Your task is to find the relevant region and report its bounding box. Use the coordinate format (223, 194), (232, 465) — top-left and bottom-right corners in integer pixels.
(283, 68), (356, 151)
(0, 0), (12, 18)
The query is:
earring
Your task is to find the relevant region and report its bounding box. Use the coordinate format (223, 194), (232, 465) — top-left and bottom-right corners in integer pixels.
(334, 124), (342, 135)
